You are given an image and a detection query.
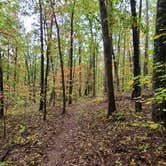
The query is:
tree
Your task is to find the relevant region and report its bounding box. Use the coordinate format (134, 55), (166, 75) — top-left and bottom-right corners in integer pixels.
(68, 0), (76, 104)
(51, 0), (66, 114)
(144, 0), (149, 76)
(130, 0), (142, 112)
(43, 8), (54, 120)
(152, 0), (166, 124)
(98, 0), (116, 116)
(0, 51), (4, 118)
(39, 0), (45, 112)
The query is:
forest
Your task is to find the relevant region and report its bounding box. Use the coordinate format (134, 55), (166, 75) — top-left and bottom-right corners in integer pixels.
(0, 0), (166, 165)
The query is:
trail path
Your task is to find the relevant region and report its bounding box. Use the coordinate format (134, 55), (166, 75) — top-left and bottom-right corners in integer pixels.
(41, 101), (91, 166)
(1, 96), (165, 165)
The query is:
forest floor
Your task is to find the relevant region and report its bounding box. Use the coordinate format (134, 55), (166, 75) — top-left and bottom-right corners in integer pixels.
(0, 94), (166, 166)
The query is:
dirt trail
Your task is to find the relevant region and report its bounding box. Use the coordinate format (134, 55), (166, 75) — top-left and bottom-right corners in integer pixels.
(41, 101), (91, 166)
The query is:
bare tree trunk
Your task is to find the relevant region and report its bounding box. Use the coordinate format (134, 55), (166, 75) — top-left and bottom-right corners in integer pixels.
(43, 16), (53, 120)
(0, 50), (4, 119)
(32, 54), (37, 103)
(144, 0), (149, 76)
(51, 0), (66, 114)
(68, 0), (76, 104)
(112, 49), (119, 91)
(13, 47), (18, 93)
(122, 33), (126, 91)
(130, 0), (142, 112)
(49, 55), (56, 106)
(99, 0), (116, 116)
(78, 43), (82, 97)
(152, 0), (166, 125)
(39, 0), (45, 112)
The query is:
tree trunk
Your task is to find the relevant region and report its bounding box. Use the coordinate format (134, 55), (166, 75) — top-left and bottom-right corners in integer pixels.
(50, 55), (56, 106)
(13, 47), (18, 93)
(68, 0), (76, 104)
(122, 33), (126, 91)
(87, 16), (96, 97)
(43, 16), (53, 120)
(39, 0), (45, 112)
(112, 49), (119, 92)
(51, 0), (66, 114)
(130, 0), (142, 112)
(116, 33), (121, 91)
(32, 54), (37, 103)
(152, 0), (166, 124)
(78, 43), (82, 97)
(98, 0), (116, 116)
(0, 51), (4, 119)
(144, 0), (149, 76)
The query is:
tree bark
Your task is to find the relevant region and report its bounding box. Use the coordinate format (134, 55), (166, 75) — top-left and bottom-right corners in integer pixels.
(13, 47), (18, 93)
(152, 0), (166, 124)
(0, 51), (4, 119)
(39, 0), (45, 112)
(51, 0), (66, 114)
(78, 43), (82, 97)
(122, 33), (126, 91)
(144, 0), (149, 76)
(68, 0), (76, 104)
(98, 0), (116, 116)
(130, 0), (142, 112)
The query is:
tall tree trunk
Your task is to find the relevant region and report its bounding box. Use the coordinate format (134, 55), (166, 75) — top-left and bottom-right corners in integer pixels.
(50, 55), (56, 106)
(7, 43), (10, 82)
(24, 53), (31, 87)
(68, 0), (76, 104)
(138, 0), (142, 20)
(84, 45), (93, 96)
(112, 49), (119, 91)
(122, 33), (126, 91)
(43, 17), (53, 120)
(144, 0), (149, 76)
(128, 47), (133, 74)
(130, 0), (142, 112)
(116, 33), (121, 91)
(13, 47), (18, 93)
(99, 0), (116, 116)
(51, 0), (66, 114)
(78, 43), (82, 97)
(0, 51), (4, 119)
(88, 16), (96, 97)
(32, 54), (37, 103)
(39, 0), (45, 112)
(152, 0), (166, 124)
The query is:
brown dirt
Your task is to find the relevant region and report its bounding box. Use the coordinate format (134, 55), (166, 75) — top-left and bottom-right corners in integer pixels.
(0, 96), (165, 166)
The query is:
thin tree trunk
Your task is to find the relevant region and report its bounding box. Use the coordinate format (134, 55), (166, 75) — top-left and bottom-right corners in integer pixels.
(130, 0), (142, 112)
(43, 17), (53, 120)
(39, 0), (45, 112)
(122, 33), (126, 91)
(68, 0), (76, 104)
(78, 43), (82, 97)
(51, 0), (66, 114)
(88, 16), (96, 97)
(0, 50), (4, 119)
(116, 33), (121, 91)
(7, 43), (10, 82)
(13, 47), (18, 93)
(32, 54), (37, 103)
(112, 49), (119, 91)
(144, 0), (149, 76)
(24, 53), (31, 87)
(50, 55), (56, 106)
